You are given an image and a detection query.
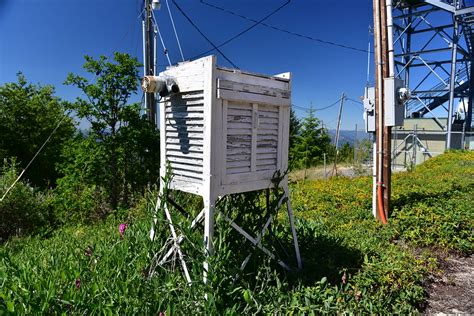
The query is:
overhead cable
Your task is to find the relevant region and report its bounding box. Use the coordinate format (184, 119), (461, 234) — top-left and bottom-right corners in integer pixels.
(192, 0), (291, 60)
(346, 97), (364, 105)
(172, 0), (239, 68)
(165, 0), (185, 61)
(292, 98), (341, 112)
(0, 113), (70, 203)
(200, 0), (370, 54)
(152, 10), (173, 66)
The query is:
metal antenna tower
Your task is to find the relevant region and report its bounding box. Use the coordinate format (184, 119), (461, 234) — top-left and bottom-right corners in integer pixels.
(392, 0), (474, 148)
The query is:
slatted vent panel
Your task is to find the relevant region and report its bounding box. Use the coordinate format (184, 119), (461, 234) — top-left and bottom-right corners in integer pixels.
(165, 90), (204, 183)
(226, 102), (252, 174)
(256, 105), (279, 171)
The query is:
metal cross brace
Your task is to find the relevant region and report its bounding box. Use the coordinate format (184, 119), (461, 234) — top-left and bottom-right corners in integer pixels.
(158, 207), (205, 283)
(220, 194), (296, 273)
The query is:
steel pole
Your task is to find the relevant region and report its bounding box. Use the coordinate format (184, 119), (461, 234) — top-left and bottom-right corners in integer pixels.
(447, 17), (459, 149)
(144, 0), (156, 125)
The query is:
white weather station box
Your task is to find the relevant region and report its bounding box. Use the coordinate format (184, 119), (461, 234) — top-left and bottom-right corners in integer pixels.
(147, 55), (291, 197)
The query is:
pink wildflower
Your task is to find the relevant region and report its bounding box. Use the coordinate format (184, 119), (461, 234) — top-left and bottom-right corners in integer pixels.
(119, 223), (128, 238)
(341, 271), (347, 284)
(75, 278), (81, 289)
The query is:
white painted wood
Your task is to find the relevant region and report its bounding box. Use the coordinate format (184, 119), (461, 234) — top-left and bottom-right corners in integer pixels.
(281, 106), (290, 172)
(224, 169), (275, 184)
(159, 209), (205, 266)
(277, 106), (283, 169)
(218, 79), (290, 99)
(221, 99), (228, 188)
(169, 179), (202, 195)
(166, 144), (203, 152)
(163, 199), (192, 283)
(166, 150), (203, 160)
(155, 55), (300, 284)
(216, 67), (290, 90)
(273, 72), (291, 81)
(165, 137), (204, 145)
(219, 180), (273, 195)
(218, 89), (290, 107)
(251, 103), (258, 172)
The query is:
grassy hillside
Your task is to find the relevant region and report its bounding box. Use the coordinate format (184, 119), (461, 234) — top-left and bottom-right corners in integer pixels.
(0, 151), (472, 314)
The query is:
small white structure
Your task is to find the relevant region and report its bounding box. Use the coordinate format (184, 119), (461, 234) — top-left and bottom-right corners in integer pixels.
(149, 55), (301, 283)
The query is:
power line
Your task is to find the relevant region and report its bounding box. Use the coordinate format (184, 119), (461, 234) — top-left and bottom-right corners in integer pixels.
(200, 0), (370, 54)
(292, 98), (342, 112)
(165, 0), (185, 61)
(192, 0), (291, 60)
(172, 0), (238, 68)
(0, 113), (71, 202)
(151, 10), (173, 66)
(346, 97), (364, 106)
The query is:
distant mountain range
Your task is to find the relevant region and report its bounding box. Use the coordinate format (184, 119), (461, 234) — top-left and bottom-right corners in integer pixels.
(327, 130), (371, 146)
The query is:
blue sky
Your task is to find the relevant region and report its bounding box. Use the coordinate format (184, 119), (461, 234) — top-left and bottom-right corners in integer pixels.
(1, 0), (375, 131)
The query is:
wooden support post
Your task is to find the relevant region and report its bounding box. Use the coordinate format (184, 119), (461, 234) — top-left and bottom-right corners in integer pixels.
(381, 0), (391, 220)
(332, 93), (345, 177)
(354, 124), (358, 163)
(373, 0), (392, 222)
(203, 194), (216, 285)
(284, 187), (302, 270)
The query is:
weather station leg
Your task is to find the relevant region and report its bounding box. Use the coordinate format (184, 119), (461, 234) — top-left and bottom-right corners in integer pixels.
(163, 195), (192, 284)
(149, 179), (164, 241)
(284, 186), (303, 270)
(203, 195), (216, 285)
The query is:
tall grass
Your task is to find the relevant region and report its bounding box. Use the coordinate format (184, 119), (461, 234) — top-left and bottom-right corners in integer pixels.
(0, 151), (472, 314)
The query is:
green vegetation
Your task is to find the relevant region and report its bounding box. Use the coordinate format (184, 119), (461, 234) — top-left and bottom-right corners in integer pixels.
(289, 108), (331, 170)
(0, 161), (53, 241)
(0, 53), (160, 237)
(63, 52), (160, 212)
(0, 51), (472, 314)
(1, 151), (472, 314)
(0, 73), (75, 187)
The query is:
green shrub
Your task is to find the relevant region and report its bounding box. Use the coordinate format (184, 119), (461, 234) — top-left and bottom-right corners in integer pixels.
(53, 180), (110, 225)
(0, 160), (51, 241)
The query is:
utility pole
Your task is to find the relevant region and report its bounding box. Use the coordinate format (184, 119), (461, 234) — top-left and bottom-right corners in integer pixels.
(332, 92), (345, 176)
(354, 124), (358, 163)
(373, 0), (391, 223)
(323, 153), (327, 180)
(144, 0), (156, 125)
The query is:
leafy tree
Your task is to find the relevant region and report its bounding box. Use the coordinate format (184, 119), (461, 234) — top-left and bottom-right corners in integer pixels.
(291, 108), (331, 169)
(63, 53), (159, 212)
(0, 73), (75, 187)
(288, 107), (301, 169)
(355, 138), (372, 163)
(289, 107), (300, 149)
(338, 142), (354, 163)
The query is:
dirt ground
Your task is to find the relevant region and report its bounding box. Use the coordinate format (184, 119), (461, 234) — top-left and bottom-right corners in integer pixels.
(289, 164), (370, 182)
(424, 255), (474, 314)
